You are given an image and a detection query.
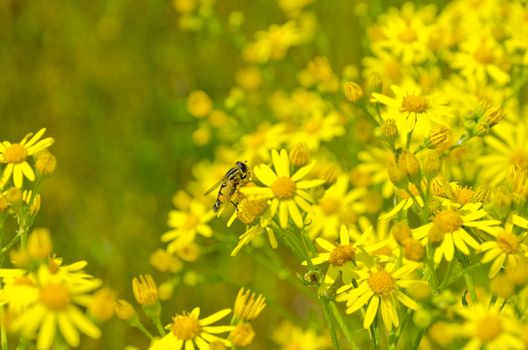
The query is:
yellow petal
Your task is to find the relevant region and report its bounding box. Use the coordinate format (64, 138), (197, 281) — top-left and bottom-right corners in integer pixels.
(37, 313), (56, 350)
(67, 306), (101, 339)
(287, 200), (303, 228)
(279, 200), (288, 228)
(21, 162), (35, 181)
(58, 312), (80, 347)
(13, 164), (23, 188)
(253, 164), (277, 186)
(199, 308), (231, 326)
(363, 296), (380, 329)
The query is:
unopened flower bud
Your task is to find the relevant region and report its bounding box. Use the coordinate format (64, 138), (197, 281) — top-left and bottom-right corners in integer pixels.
(320, 165), (340, 185)
(343, 82), (364, 102)
(403, 238), (425, 261)
(427, 126), (452, 151)
(482, 105), (504, 127)
(115, 299), (136, 321)
(132, 275), (158, 306)
(35, 151), (57, 175)
(399, 150), (421, 182)
(387, 161), (408, 187)
(289, 143), (310, 166)
(380, 119), (398, 143)
(5, 187), (22, 205)
(391, 221), (411, 245)
(229, 322), (255, 347)
(421, 151), (441, 176)
(368, 73), (383, 92)
(27, 228), (53, 259)
(89, 287), (117, 321)
(475, 184), (492, 203)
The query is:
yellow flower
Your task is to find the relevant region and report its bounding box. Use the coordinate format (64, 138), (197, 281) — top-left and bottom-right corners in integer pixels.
(336, 262), (421, 330)
(2, 265), (102, 350)
(187, 90), (212, 118)
(243, 22), (302, 63)
(0, 128), (54, 189)
(307, 175), (367, 240)
(413, 202), (500, 264)
(372, 83), (452, 143)
(272, 320), (331, 350)
(356, 145), (395, 198)
(241, 149), (323, 229)
(481, 216), (528, 278)
(305, 225), (380, 285)
(478, 121), (528, 185)
(373, 2), (436, 64)
(149, 308), (233, 350)
(450, 31), (510, 87)
(455, 303), (524, 350)
(162, 199), (214, 252)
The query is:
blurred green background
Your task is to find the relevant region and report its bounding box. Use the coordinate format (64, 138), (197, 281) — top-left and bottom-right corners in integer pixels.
(0, 0), (376, 348)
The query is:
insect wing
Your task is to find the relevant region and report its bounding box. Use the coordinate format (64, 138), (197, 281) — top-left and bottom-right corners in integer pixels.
(204, 179), (224, 196)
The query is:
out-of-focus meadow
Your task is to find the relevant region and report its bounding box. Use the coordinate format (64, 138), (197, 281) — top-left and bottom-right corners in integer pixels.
(0, 1), (364, 348)
(2, 0), (528, 349)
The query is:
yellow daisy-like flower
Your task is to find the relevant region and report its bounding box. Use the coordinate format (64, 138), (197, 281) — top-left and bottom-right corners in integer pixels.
(413, 202), (500, 264)
(305, 225), (381, 285)
(307, 175), (367, 240)
(450, 31), (510, 87)
(478, 121), (528, 185)
(372, 83), (452, 142)
(455, 303), (524, 350)
(149, 308), (233, 350)
(2, 264), (102, 350)
(481, 216), (528, 278)
(161, 199), (215, 252)
(241, 149), (323, 229)
(336, 262), (421, 330)
(373, 2), (436, 64)
(272, 320), (331, 350)
(0, 128), (54, 189)
(243, 21), (302, 63)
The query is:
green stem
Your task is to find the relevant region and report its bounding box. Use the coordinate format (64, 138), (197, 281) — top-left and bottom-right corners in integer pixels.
(438, 260), (453, 291)
(154, 318), (166, 337)
(390, 310), (412, 350)
(16, 337), (25, 350)
(410, 328), (424, 350)
(1, 307), (8, 350)
(320, 298), (340, 350)
(369, 319), (380, 350)
(425, 244), (438, 291)
(464, 272), (478, 303)
(330, 301), (358, 349)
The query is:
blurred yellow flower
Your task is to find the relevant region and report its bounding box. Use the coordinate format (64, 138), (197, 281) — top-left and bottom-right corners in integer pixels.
(162, 199), (214, 251)
(187, 90), (213, 118)
(272, 320), (331, 350)
(0, 128), (54, 189)
(149, 308), (233, 350)
(241, 149), (323, 228)
(3, 265), (102, 350)
(454, 303), (524, 350)
(233, 288), (266, 322)
(243, 22), (302, 63)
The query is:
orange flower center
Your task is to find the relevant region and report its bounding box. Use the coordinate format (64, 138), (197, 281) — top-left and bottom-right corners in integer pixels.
(271, 176), (295, 199)
(434, 209), (463, 233)
(320, 197), (340, 215)
(3, 144), (28, 164)
(476, 315), (503, 342)
(171, 313), (202, 340)
(40, 283), (70, 310)
(497, 231), (519, 254)
(398, 26), (417, 43)
(368, 270), (395, 295)
(510, 150), (528, 169)
(329, 245), (356, 266)
(400, 95), (429, 114)
(473, 46), (494, 65)
(183, 215), (198, 230)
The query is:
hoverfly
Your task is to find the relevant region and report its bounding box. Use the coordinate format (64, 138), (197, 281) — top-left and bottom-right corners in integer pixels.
(204, 161), (250, 212)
